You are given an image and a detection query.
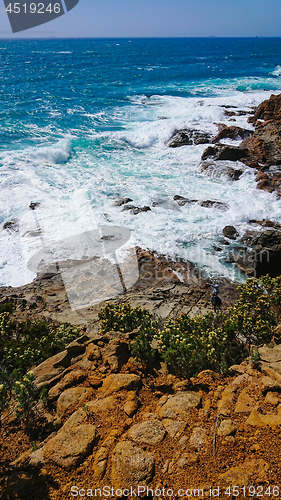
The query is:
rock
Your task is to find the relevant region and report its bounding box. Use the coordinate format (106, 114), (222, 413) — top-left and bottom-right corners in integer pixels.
(249, 219), (281, 230)
(219, 458), (269, 486)
(246, 406), (281, 427)
(2, 218), (19, 233)
(173, 195), (198, 206)
(29, 202), (41, 210)
(124, 400), (139, 417)
(173, 194), (228, 210)
(141, 412), (159, 421)
(162, 419), (186, 438)
(86, 343), (101, 361)
(33, 350), (69, 387)
(157, 391), (201, 419)
(217, 419), (238, 437)
(101, 340), (130, 372)
(260, 376), (281, 393)
(265, 392), (281, 406)
(87, 395), (118, 414)
(223, 226), (239, 240)
(201, 145), (247, 162)
(189, 427), (208, 451)
(57, 387), (94, 416)
(259, 345), (281, 365)
(48, 370), (87, 400)
(28, 448), (44, 467)
(128, 419), (166, 445)
(261, 365), (281, 384)
(177, 452), (199, 467)
(100, 374), (142, 396)
(236, 230), (281, 277)
(114, 197), (133, 206)
(168, 129), (211, 147)
(249, 93), (281, 123)
(200, 161), (243, 181)
(212, 125), (252, 142)
(111, 441), (154, 488)
(217, 374), (249, 415)
(43, 424), (99, 469)
(200, 200), (229, 211)
(169, 130), (193, 147)
(240, 230), (261, 245)
(122, 205), (151, 215)
(234, 387), (256, 413)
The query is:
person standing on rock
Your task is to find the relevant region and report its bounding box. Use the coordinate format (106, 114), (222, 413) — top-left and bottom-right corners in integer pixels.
(206, 283), (221, 313)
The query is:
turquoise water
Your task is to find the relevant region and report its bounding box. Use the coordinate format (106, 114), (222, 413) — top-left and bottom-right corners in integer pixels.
(1, 38), (281, 286)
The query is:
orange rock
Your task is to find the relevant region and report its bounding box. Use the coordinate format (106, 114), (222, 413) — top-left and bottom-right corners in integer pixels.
(246, 406), (281, 428)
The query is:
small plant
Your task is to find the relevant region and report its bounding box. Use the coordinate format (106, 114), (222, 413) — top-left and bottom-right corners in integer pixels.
(13, 371), (46, 432)
(129, 332), (156, 374)
(250, 347), (261, 363)
(98, 303), (158, 336)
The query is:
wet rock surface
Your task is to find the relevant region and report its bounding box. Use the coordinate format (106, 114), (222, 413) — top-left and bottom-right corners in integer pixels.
(168, 129), (212, 147)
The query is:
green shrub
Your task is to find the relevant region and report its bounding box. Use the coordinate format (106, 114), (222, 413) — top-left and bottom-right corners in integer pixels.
(0, 314), (81, 377)
(228, 275), (281, 344)
(154, 312), (246, 377)
(98, 302), (158, 336)
(129, 333), (156, 373)
(0, 314), (81, 423)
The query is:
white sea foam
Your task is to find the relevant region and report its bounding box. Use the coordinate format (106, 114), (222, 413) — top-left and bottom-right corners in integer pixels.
(271, 65), (281, 77)
(1, 90), (281, 287)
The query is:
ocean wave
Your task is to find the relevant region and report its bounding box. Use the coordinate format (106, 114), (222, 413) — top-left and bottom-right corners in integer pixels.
(271, 65), (281, 77)
(31, 140), (71, 164)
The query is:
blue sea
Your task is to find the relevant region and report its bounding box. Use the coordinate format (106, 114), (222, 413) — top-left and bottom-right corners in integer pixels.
(1, 38), (281, 287)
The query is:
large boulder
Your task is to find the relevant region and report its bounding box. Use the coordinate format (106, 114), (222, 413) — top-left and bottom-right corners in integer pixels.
(111, 441), (155, 488)
(202, 145), (247, 162)
(43, 424), (99, 469)
(248, 93), (281, 124)
(212, 125), (252, 142)
(236, 230), (281, 277)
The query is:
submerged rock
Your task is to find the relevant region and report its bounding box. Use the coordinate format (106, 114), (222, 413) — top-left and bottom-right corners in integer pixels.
(168, 129), (211, 147)
(223, 226), (239, 240)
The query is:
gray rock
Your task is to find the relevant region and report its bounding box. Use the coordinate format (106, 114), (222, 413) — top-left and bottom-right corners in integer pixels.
(157, 391), (201, 419)
(189, 427), (208, 451)
(111, 441), (155, 488)
(223, 225), (239, 240)
(57, 387), (94, 416)
(43, 424), (99, 469)
(128, 419), (166, 445)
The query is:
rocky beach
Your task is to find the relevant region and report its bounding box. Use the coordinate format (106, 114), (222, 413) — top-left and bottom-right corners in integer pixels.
(1, 68), (281, 498)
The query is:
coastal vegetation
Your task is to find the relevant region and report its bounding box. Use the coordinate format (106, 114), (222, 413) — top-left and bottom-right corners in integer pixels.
(0, 306), (81, 425)
(1, 275), (281, 426)
(99, 275), (281, 377)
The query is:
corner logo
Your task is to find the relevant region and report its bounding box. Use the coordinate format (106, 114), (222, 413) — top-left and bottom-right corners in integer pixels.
(3, 0), (80, 33)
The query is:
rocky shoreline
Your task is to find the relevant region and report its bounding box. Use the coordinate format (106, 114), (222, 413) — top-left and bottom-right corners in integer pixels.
(1, 93), (281, 499)
(0, 247), (239, 328)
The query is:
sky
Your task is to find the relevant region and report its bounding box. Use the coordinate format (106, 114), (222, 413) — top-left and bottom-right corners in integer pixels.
(0, 0), (281, 38)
